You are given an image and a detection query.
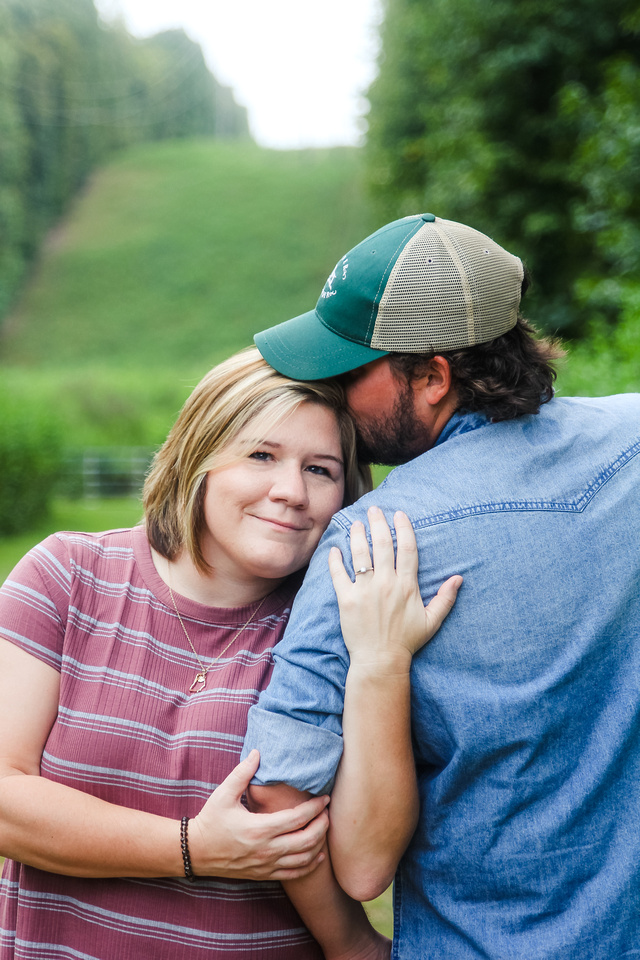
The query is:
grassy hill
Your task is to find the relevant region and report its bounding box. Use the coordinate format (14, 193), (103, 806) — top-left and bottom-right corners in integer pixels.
(1, 140), (375, 370)
(0, 139), (376, 445)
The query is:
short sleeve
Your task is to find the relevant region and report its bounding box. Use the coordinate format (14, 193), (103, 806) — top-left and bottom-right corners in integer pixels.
(0, 534), (72, 671)
(241, 519), (352, 795)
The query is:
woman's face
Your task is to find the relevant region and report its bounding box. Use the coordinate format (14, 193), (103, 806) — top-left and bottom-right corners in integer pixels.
(201, 402), (345, 590)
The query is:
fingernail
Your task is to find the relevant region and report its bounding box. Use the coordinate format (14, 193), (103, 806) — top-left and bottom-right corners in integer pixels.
(368, 505), (382, 516)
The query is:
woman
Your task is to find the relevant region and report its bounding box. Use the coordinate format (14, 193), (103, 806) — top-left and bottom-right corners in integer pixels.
(0, 347), (459, 959)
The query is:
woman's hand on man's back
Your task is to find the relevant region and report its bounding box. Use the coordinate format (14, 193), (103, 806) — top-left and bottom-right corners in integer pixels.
(329, 506), (462, 673)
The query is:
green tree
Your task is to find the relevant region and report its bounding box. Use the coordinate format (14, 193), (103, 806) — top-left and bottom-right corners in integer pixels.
(0, 0), (248, 324)
(0, 5), (29, 314)
(0, 391), (62, 535)
(366, 0), (640, 333)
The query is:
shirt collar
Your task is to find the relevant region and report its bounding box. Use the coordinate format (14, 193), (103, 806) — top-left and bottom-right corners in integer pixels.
(434, 409), (491, 448)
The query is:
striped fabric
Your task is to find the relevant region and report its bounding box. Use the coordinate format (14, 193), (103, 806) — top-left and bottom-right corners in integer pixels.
(0, 527), (321, 959)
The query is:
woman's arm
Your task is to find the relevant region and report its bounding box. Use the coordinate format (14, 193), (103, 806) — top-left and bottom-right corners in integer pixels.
(248, 782), (391, 960)
(327, 507), (461, 900)
(0, 638), (329, 881)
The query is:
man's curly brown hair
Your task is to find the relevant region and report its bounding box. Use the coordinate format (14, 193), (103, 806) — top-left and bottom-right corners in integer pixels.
(388, 278), (565, 422)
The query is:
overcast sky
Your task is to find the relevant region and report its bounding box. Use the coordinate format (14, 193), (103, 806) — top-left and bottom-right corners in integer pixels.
(95, 0), (382, 149)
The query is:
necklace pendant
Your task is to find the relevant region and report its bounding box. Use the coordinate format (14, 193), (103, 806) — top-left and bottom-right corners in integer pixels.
(190, 672), (206, 693)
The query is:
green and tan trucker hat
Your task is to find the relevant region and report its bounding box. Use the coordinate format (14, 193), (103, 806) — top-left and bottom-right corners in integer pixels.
(254, 213), (524, 380)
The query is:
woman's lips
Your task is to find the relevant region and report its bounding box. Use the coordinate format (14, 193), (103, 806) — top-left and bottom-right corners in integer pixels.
(253, 515), (309, 532)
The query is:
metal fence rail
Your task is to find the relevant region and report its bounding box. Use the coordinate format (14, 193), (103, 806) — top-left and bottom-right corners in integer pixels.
(61, 447), (156, 500)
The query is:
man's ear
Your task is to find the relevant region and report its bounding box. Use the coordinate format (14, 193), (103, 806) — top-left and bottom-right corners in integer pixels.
(415, 355), (454, 406)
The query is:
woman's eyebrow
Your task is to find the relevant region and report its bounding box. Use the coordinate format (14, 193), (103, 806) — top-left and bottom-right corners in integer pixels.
(305, 455), (345, 469)
(315, 454), (344, 465)
(255, 440), (343, 465)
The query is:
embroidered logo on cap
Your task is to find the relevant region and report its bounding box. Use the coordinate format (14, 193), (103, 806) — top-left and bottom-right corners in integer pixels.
(321, 256), (347, 299)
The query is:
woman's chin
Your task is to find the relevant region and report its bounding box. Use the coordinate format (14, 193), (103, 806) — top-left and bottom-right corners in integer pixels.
(245, 554), (311, 585)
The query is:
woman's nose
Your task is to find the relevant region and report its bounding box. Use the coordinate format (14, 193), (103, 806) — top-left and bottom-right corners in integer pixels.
(269, 464), (309, 508)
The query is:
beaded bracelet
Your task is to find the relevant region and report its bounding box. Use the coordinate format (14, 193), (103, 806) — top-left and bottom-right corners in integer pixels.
(180, 816), (196, 882)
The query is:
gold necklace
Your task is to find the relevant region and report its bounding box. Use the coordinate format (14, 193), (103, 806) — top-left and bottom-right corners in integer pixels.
(166, 564), (268, 694)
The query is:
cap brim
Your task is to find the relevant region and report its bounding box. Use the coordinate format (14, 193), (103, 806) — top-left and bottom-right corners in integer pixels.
(254, 310), (388, 380)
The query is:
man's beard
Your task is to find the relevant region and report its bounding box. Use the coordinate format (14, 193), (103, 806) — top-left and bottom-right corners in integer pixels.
(354, 379), (431, 466)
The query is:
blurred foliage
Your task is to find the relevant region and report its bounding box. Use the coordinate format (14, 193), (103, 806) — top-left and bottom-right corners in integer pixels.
(0, 0), (248, 320)
(365, 0), (640, 335)
(0, 365), (194, 448)
(0, 390), (62, 534)
(556, 284), (640, 396)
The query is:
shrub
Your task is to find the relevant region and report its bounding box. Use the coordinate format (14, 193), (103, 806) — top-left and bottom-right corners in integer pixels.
(0, 393), (62, 534)
(556, 281), (640, 396)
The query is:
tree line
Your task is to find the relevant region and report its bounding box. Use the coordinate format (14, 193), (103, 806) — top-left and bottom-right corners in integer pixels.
(0, 0), (248, 319)
(365, 0), (640, 336)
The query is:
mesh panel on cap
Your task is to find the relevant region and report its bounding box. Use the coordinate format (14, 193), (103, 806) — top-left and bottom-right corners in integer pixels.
(371, 218), (523, 352)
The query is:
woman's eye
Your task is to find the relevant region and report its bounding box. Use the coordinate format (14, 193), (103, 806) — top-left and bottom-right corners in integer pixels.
(249, 450), (272, 462)
(306, 464), (332, 477)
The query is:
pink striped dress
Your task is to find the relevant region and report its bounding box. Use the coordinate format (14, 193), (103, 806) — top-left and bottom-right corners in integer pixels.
(0, 526), (322, 960)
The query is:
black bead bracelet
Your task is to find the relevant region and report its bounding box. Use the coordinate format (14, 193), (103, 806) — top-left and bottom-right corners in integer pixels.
(180, 816), (196, 882)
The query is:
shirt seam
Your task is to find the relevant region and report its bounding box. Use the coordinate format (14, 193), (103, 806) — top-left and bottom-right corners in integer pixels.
(332, 436), (640, 532)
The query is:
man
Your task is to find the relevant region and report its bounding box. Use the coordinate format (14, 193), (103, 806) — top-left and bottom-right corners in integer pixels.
(242, 214), (640, 958)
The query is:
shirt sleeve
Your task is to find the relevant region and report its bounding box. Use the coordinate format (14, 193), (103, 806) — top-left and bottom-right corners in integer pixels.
(241, 517), (352, 795)
(0, 534), (71, 671)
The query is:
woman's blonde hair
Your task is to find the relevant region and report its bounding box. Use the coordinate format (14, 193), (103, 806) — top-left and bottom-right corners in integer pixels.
(144, 346), (372, 573)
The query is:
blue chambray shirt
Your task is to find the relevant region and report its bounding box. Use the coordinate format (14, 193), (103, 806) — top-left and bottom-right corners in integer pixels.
(242, 395), (640, 959)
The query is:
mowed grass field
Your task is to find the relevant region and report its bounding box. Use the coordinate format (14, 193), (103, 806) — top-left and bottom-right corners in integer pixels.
(1, 140), (376, 371)
(0, 498), (144, 582)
